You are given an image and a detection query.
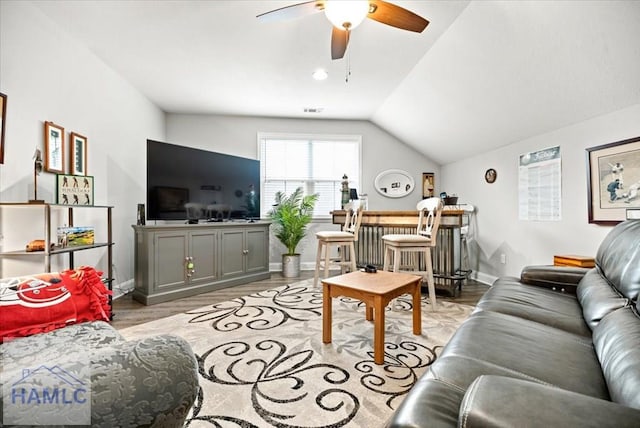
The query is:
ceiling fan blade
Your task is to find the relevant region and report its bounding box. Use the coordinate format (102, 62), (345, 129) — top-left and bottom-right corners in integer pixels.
(367, 0), (429, 33)
(256, 1), (324, 22)
(331, 27), (349, 60)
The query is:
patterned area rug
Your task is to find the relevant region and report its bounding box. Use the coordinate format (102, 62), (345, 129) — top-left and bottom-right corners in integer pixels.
(120, 278), (474, 427)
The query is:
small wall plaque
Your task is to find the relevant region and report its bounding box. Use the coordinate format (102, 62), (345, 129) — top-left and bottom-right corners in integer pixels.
(56, 174), (94, 206)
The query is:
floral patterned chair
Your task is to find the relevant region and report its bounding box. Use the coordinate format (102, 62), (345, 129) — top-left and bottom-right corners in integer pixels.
(0, 267), (199, 427)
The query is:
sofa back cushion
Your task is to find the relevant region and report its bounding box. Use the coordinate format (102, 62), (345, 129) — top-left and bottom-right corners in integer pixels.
(578, 269), (628, 330)
(593, 306), (640, 409)
(595, 220), (640, 301)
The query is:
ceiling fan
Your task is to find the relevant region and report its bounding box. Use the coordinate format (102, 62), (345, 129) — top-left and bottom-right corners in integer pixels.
(257, 1), (429, 60)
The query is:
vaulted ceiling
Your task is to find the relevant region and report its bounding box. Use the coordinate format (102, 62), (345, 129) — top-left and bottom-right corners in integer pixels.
(32, 1), (640, 164)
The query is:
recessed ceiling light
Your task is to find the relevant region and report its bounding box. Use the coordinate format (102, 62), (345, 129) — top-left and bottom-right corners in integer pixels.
(312, 69), (328, 81)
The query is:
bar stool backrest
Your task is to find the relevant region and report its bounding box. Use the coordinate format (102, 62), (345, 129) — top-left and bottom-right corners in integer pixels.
(416, 197), (443, 245)
(343, 201), (364, 241)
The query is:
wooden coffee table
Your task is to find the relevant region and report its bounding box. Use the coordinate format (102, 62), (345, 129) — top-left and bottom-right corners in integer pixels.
(322, 270), (423, 365)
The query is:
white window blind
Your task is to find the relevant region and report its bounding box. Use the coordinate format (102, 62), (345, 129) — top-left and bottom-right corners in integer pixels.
(258, 133), (361, 218)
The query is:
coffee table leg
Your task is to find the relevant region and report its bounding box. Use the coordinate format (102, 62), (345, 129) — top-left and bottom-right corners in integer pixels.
(412, 279), (422, 335)
(374, 295), (385, 364)
(323, 284), (332, 344)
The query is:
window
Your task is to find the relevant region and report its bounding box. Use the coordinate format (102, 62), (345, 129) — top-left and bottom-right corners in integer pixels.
(258, 133), (361, 218)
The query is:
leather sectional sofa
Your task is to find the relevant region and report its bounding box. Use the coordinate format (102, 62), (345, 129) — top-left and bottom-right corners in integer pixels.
(387, 219), (640, 427)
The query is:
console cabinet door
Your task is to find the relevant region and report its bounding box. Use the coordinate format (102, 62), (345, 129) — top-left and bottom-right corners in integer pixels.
(153, 230), (188, 292)
(188, 230), (218, 286)
(246, 227), (268, 273)
(220, 229), (245, 278)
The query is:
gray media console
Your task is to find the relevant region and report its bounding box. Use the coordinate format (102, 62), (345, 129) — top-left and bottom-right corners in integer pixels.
(132, 221), (271, 305)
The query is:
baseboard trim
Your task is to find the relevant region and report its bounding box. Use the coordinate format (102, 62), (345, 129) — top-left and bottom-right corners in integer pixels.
(473, 271), (498, 286)
(112, 279), (135, 300)
(270, 262), (340, 272)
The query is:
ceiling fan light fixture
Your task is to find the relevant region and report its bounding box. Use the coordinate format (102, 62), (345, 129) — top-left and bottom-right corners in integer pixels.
(324, 0), (369, 30)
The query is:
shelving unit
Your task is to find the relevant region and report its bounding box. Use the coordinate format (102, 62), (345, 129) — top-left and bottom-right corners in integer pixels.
(0, 202), (114, 308)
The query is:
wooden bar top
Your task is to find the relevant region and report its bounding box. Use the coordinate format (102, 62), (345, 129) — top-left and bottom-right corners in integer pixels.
(332, 209), (464, 227)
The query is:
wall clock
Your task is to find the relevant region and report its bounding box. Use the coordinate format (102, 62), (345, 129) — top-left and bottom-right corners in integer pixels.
(374, 169), (415, 198)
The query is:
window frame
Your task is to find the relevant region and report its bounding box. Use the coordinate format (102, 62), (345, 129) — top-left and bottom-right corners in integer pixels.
(257, 132), (362, 219)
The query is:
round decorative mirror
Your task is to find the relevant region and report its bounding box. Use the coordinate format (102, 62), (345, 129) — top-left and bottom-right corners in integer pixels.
(374, 169), (415, 198)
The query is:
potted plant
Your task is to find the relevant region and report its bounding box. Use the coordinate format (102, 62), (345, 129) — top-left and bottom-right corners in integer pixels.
(268, 187), (319, 277)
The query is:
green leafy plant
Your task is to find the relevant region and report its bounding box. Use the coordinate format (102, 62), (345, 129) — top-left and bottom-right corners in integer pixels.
(268, 187), (319, 255)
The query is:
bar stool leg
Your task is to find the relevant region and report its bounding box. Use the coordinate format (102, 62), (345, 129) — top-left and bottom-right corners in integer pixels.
(383, 245), (391, 272)
(324, 242), (331, 281)
(339, 244), (347, 274)
(314, 240), (324, 287)
(424, 247), (437, 311)
(393, 248), (401, 273)
(391, 247), (402, 311)
(348, 241), (357, 273)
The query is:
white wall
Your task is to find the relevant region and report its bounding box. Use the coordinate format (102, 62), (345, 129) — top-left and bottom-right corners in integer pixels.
(441, 103), (640, 284)
(166, 114), (440, 267)
(0, 2), (164, 291)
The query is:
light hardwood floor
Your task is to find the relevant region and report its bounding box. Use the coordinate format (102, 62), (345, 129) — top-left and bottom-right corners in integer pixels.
(111, 271), (489, 330)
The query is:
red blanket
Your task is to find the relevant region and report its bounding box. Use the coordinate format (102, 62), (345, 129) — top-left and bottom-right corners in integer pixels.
(0, 266), (112, 342)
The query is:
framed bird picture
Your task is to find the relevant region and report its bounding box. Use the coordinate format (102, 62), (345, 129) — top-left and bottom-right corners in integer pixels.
(70, 132), (87, 175)
(44, 121), (65, 173)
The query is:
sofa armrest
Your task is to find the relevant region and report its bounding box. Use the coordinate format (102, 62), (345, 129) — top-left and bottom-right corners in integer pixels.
(91, 334), (199, 427)
(520, 265), (590, 294)
(1, 333), (199, 427)
(460, 375), (640, 428)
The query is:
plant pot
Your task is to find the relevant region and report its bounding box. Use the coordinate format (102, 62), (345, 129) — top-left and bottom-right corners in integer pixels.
(282, 254), (301, 278)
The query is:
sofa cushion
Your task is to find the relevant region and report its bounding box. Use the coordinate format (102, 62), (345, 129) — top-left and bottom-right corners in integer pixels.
(476, 276), (591, 336)
(593, 305), (640, 409)
(1, 321), (199, 428)
(430, 311), (609, 400)
(459, 375), (640, 428)
(577, 268), (629, 330)
(595, 220), (640, 301)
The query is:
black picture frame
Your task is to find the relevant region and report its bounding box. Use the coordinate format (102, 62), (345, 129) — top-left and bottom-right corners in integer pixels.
(586, 136), (640, 224)
(0, 92), (6, 164)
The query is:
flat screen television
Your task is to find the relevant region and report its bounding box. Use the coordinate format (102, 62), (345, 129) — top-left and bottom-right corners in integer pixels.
(147, 140), (260, 221)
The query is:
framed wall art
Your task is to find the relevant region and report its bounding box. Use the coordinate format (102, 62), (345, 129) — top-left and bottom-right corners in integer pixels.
(56, 174), (94, 206)
(422, 172), (435, 198)
(586, 136), (640, 225)
(70, 132), (88, 175)
(485, 168), (497, 183)
(44, 121), (65, 173)
(0, 92), (6, 164)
